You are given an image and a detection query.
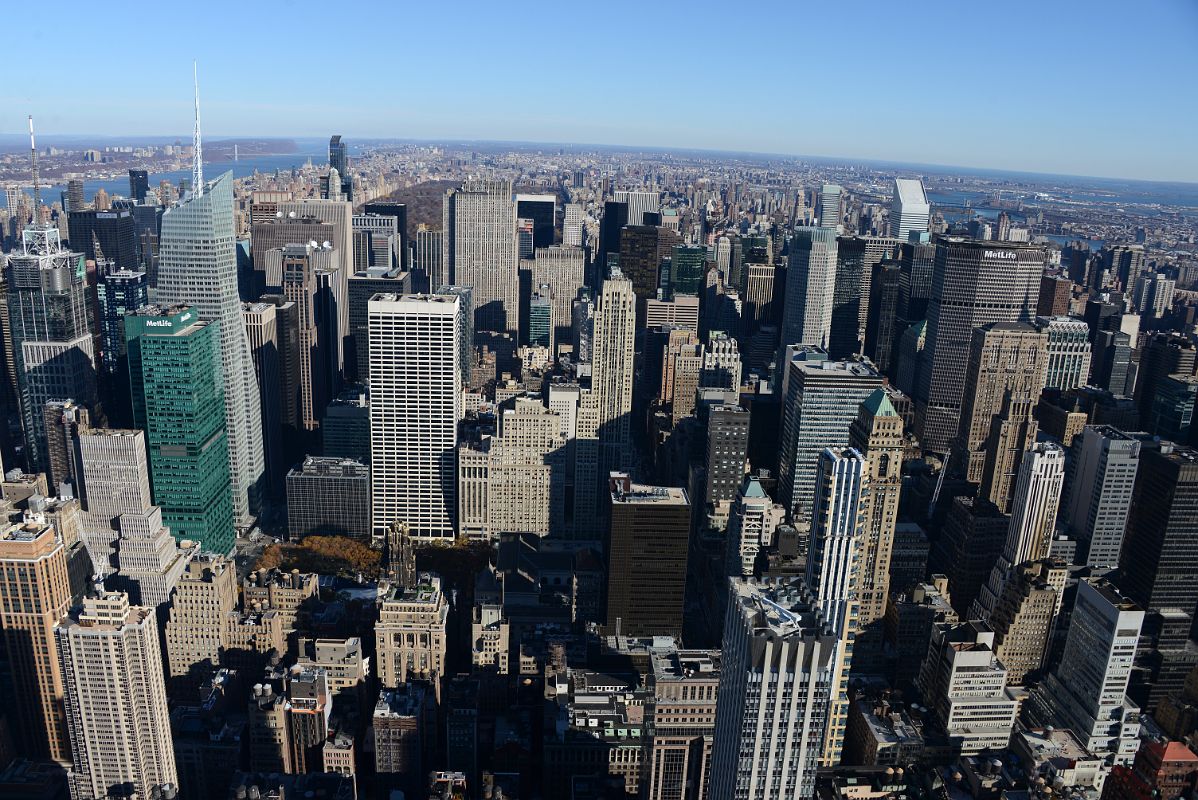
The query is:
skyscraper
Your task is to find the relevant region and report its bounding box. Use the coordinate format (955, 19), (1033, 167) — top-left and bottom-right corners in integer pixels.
(328, 134), (352, 200)
(704, 403), (751, 506)
(369, 293), (460, 539)
(916, 622), (1018, 755)
(57, 592), (176, 799)
(125, 305), (235, 554)
(604, 474), (690, 639)
(830, 236), (898, 360)
(128, 169), (149, 203)
(242, 301), (285, 501)
(588, 268), (636, 461)
(1037, 315), (1091, 391)
(0, 515), (72, 762)
(777, 348), (882, 524)
(848, 389), (904, 668)
(888, 178), (930, 242)
(596, 200), (629, 288)
(96, 269), (148, 377)
(972, 442), (1066, 622)
(619, 224), (679, 313)
(916, 238), (1044, 454)
(276, 198), (354, 370)
(563, 203), (583, 248)
(156, 172), (264, 525)
(281, 243), (339, 435)
(725, 475), (785, 577)
(531, 246), (585, 349)
(806, 447), (866, 765)
(779, 227), (838, 354)
(77, 428), (153, 569)
(67, 208), (139, 271)
(1062, 425), (1141, 570)
(953, 322), (1048, 493)
(163, 554), (238, 691)
(612, 189), (659, 226)
(816, 183), (843, 231)
(442, 179), (519, 335)
(6, 222), (96, 471)
(863, 258), (901, 373)
(1029, 579), (1144, 763)
(515, 193), (556, 248)
(1119, 441), (1198, 617)
(1135, 333), (1196, 428)
(711, 577), (837, 799)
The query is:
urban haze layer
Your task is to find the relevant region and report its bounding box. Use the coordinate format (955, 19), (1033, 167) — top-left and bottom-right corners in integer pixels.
(0, 114), (1197, 800)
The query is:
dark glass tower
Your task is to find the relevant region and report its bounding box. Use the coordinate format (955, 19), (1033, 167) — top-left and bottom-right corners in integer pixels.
(125, 304), (234, 554)
(67, 208), (139, 271)
(128, 170), (149, 203)
(1120, 441), (1198, 620)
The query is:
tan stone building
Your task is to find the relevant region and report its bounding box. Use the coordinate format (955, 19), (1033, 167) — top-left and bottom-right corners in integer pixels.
(0, 517), (72, 762)
(376, 574), (449, 694)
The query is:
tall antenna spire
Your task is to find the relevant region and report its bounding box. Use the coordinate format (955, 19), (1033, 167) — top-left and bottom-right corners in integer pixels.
(192, 61), (204, 199)
(28, 115), (42, 218)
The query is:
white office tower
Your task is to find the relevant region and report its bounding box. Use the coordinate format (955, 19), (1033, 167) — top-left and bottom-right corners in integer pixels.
(588, 268), (636, 458)
(112, 505), (192, 612)
(779, 227), (838, 355)
(369, 293), (461, 539)
(1062, 426), (1141, 570)
(777, 348), (882, 525)
(710, 577), (838, 800)
(563, 203), (584, 247)
(815, 184), (843, 231)
(972, 442), (1065, 622)
(724, 476), (786, 577)
(442, 178), (519, 334)
(1029, 579), (1144, 764)
(806, 447), (867, 766)
(916, 621), (1018, 755)
(1037, 315), (1092, 391)
(807, 448), (867, 640)
(889, 178), (930, 242)
(157, 172), (265, 524)
(77, 429), (191, 609)
(1131, 272), (1175, 319)
(56, 592), (177, 800)
(613, 189), (660, 226)
(77, 429), (153, 570)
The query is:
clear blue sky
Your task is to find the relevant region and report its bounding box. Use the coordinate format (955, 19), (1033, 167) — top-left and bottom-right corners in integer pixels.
(6, 0), (1198, 182)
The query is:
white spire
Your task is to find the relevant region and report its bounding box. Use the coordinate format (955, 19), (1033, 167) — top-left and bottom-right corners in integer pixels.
(28, 115), (42, 214)
(192, 61), (204, 199)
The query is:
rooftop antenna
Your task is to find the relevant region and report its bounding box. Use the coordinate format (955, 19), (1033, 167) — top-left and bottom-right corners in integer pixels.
(28, 115), (42, 217)
(192, 61), (204, 198)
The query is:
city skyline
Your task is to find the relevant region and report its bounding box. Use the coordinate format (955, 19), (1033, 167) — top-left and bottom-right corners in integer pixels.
(4, 1), (1198, 183)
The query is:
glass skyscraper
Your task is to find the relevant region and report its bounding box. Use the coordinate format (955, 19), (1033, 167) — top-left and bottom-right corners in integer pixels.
(156, 172), (265, 525)
(126, 305), (234, 555)
(96, 269), (148, 375)
(5, 223), (96, 471)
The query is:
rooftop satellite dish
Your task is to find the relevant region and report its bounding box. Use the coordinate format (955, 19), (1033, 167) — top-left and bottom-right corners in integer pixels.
(275, 211), (283, 218)
(322, 240), (332, 249)
(288, 211), (297, 218)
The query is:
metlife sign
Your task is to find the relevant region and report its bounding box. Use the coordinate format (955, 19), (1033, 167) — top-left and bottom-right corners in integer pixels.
(983, 250), (1018, 260)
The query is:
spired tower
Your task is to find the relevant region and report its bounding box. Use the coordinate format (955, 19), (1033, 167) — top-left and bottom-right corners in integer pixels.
(155, 69), (264, 524)
(157, 172), (265, 526)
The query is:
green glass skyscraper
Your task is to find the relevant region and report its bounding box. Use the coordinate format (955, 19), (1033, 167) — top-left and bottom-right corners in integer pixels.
(125, 305), (234, 555)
